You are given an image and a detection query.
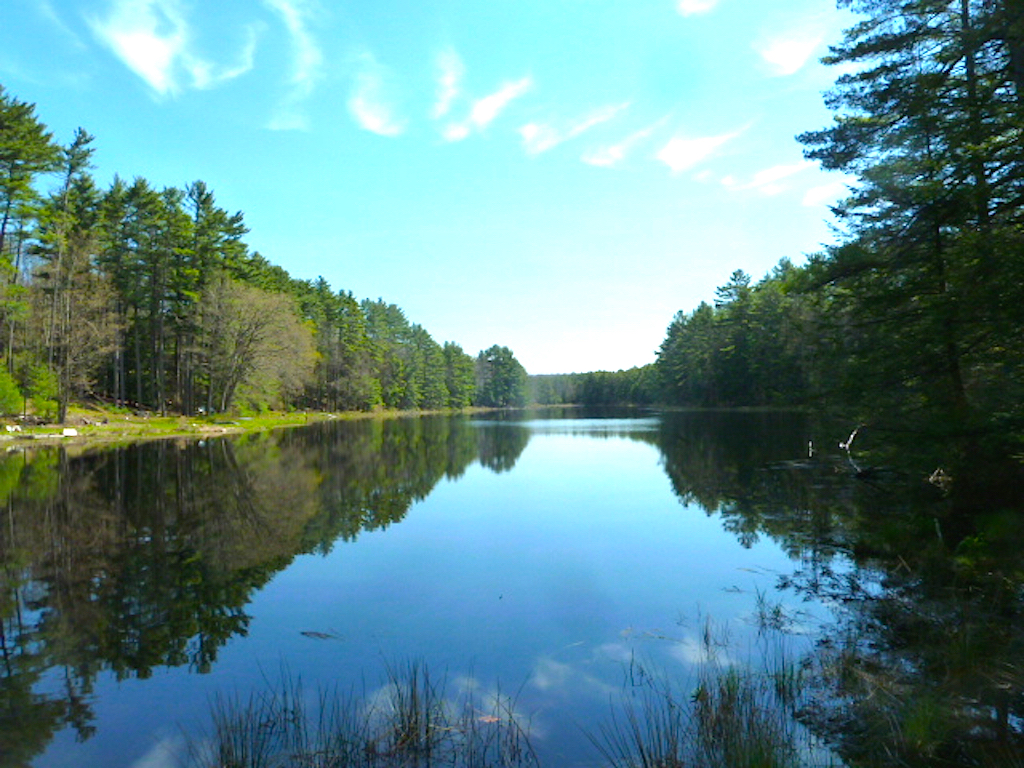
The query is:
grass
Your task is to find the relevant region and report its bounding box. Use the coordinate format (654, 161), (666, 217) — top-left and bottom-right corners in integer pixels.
(183, 615), (847, 768)
(590, 618), (838, 768)
(183, 662), (538, 768)
(0, 403), (498, 451)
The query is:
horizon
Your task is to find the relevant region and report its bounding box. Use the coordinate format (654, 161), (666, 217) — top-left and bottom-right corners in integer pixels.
(1, 0), (854, 374)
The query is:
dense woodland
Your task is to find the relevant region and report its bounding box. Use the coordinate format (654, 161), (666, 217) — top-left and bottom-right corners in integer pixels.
(2, 0), (1023, 473)
(0, 93), (529, 419)
(542, 0), (1024, 470)
(660, 0), (1024, 434)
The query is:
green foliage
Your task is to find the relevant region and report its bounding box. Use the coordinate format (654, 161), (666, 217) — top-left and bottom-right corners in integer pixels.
(474, 345), (528, 408)
(0, 83), (527, 420)
(794, 0), (1024, 432)
(0, 366), (22, 415)
(655, 0), (1024, 459)
(443, 342), (476, 408)
(529, 365), (660, 406)
(657, 262), (814, 408)
(21, 362), (58, 420)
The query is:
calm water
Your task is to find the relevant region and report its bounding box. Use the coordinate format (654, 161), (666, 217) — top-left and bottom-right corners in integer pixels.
(4, 410), (1022, 766)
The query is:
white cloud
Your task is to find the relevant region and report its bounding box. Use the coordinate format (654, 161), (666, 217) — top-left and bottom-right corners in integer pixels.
(442, 123), (471, 142)
(802, 180), (849, 207)
(755, 30), (824, 76)
(746, 161), (813, 188)
(443, 76), (532, 141)
(519, 102), (628, 156)
(582, 116), (666, 168)
(668, 634), (737, 667)
(88, 0), (188, 95)
(656, 130), (739, 173)
(88, 0), (256, 96)
(348, 56), (406, 137)
(431, 47), (464, 119)
(677, 0), (720, 17)
(191, 25), (260, 89)
(264, 0), (323, 130)
(722, 161), (813, 194)
(129, 735), (184, 768)
(470, 77), (532, 129)
(529, 657), (616, 697)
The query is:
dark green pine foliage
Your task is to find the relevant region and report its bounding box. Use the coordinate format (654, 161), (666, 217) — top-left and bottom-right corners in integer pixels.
(474, 345), (528, 408)
(409, 324), (448, 409)
(443, 342), (476, 408)
(657, 263), (812, 407)
(362, 299), (417, 409)
(0, 86), (61, 262)
(798, 0), (1024, 428)
(0, 86), (61, 371)
(30, 128), (112, 422)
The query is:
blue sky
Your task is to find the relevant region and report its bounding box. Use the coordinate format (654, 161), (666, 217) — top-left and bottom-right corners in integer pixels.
(2, 0), (854, 374)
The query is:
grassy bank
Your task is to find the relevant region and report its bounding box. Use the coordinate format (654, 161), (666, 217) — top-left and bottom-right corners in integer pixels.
(0, 404), (496, 450)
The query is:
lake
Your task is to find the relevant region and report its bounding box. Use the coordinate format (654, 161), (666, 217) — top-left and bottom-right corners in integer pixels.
(4, 409), (1022, 767)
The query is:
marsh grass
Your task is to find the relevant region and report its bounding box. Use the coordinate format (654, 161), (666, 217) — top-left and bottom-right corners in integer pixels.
(591, 619), (839, 768)
(183, 662), (537, 768)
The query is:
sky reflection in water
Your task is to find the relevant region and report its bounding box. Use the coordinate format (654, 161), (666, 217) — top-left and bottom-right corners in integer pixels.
(23, 413), (830, 768)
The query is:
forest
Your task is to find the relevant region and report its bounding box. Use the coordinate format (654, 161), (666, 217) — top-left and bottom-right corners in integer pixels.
(0, 92), (529, 420)
(2, 0), (1023, 477)
(541, 0), (1024, 477)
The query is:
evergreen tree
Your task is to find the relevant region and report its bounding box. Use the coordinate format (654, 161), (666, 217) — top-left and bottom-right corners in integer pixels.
(474, 345), (528, 408)
(443, 342), (476, 408)
(799, 0), (1024, 427)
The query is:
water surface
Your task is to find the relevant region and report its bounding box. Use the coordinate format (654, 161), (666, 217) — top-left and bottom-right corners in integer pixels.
(8, 409), (1012, 766)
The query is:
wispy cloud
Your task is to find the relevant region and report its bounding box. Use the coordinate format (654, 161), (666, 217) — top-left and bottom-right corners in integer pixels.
(264, 0), (323, 130)
(348, 54), (406, 137)
(582, 116), (666, 168)
(677, 0), (720, 17)
(442, 76), (532, 141)
(519, 102), (629, 156)
(88, 0), (256, 97)
(754, 28), (824, 76)
(470, 78), (533, 129)
(431, 48), (464, 119)
(656, 129), (740, 173)
(722, 160), (813, 194)
(37, 0), (87, 48)
(192, 26), (260, 89)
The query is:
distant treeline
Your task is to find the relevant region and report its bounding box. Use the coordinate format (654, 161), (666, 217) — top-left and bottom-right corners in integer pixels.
(0, 85), (528, 419)
(567, 0), (1024, 461)
(4, 0), (1024, 451)
(529, 367), (659, 406)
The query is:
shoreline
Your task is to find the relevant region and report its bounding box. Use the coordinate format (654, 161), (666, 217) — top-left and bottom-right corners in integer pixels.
(0, 406), (503, 453)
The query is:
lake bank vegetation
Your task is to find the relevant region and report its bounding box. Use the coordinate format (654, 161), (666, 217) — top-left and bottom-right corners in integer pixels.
(2, 0), (1023, 483)
(0, 87), (529, 422)
(534, 0), (1024, 487)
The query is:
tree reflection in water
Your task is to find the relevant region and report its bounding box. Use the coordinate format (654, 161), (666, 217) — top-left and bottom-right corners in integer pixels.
(656, 411), (1024, 766)
(2, 411), (1022, 767)
(0, 415), (528, 767)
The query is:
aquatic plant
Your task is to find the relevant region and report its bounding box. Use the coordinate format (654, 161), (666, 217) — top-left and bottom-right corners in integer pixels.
(182, 662), (537, 768)
(590, 619), (837, 768)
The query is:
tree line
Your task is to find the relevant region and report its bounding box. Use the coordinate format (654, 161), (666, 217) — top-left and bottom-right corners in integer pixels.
(5, 0), (1023, 443)
(0, 85), (529, 419)
(656, 0), (1024, 459)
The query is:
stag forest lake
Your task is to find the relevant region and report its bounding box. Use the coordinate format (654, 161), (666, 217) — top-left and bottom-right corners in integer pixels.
(3, 409), (1023, 767)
